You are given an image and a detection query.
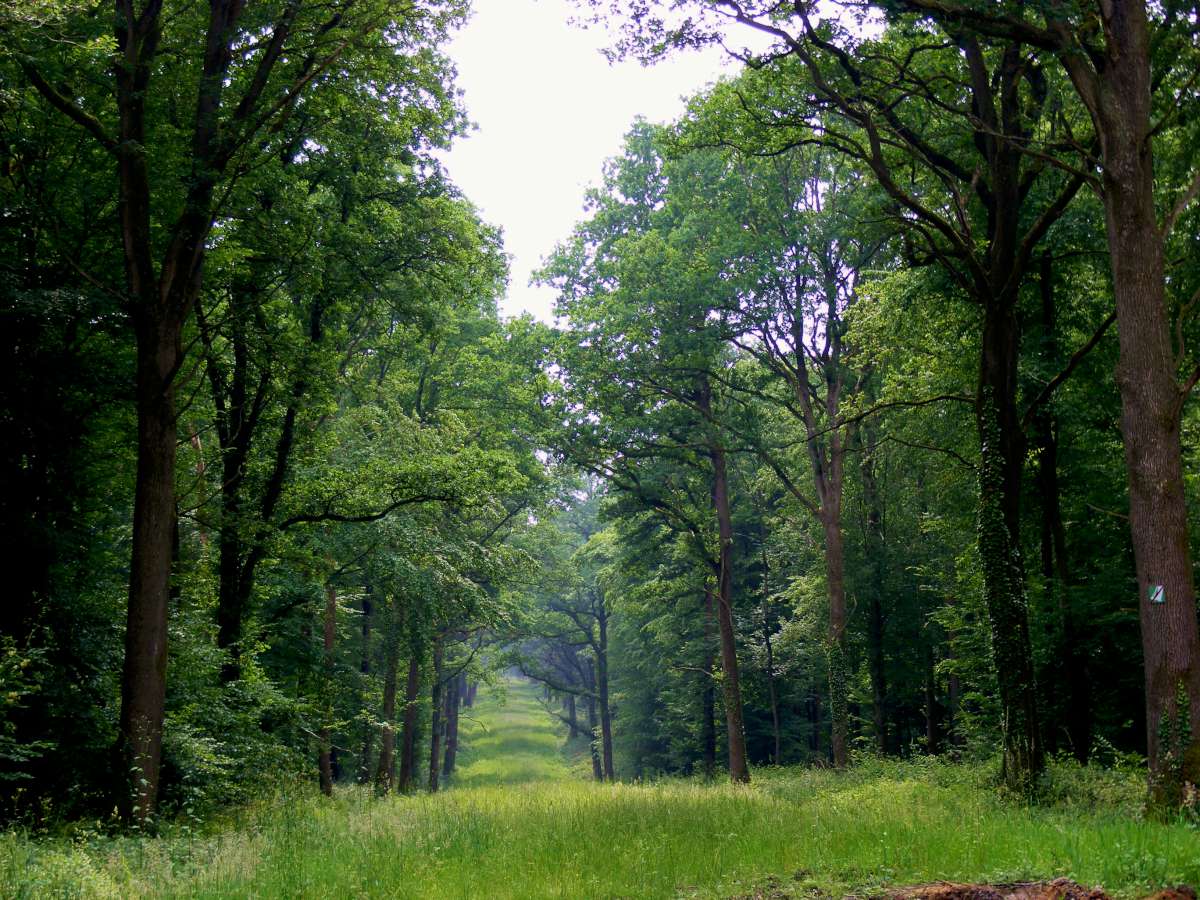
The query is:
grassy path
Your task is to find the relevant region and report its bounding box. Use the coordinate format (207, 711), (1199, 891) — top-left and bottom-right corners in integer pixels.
(5, 680), (1200, 898)
(450, 677), (574, 787)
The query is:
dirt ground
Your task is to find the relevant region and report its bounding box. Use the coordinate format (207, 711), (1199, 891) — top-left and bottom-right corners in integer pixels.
(734, 876), (1197, 900)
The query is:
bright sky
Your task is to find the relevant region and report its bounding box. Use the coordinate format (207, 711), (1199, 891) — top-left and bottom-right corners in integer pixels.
(438, 0), (743, 322)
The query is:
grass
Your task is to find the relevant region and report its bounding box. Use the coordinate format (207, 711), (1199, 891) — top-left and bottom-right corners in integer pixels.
(3, 680), (1198, 898)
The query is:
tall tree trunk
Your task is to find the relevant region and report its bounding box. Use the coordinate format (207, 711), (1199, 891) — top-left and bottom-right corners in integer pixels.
(595, 598), (615, 780)
(710, 439), (751, 783)
(760, 548), (782, 764)
(318, 584), (337, 796)
(566, 693), (579, 739)
(374, 597), (400, 795)
(809, 689), (822, 757)
(861, 437), (890, 755)
(925, 642), (941, 754)
(358, 589), (374, 784)
(701, 589), (718, 779)
(1036, 255), (1091, 763)
(398, 653), (421, 793)
(977, 301), (1044, 789)
(585, 692), (603, 781)
(428, 638), (444, 793)
(822, 507), (849, 769)
(948, 671), (962, 745)
(443, 672), (462, 780)
(118, 321), (180, 823)
(1086, 6), (1200, 799)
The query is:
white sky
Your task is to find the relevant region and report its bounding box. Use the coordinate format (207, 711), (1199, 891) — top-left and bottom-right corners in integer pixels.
(438, 0), (744, 322)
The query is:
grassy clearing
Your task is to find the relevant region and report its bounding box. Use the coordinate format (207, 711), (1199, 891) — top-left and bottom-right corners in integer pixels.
(3, 681), (1198, 899)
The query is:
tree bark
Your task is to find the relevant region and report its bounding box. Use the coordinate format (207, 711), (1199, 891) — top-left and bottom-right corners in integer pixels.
(358, 588), (374, 784)
(861, 437), (890, 755)
(585, 692), (603, 781)
(374, 596), (400, 795)
(809, 689), (822, 757)
(708, 435), (751, 783)
(925, 642), (941, 754)
(977, 371), (1044, 787)
(1084, 2), (1200, 798)
(1036, 255), (1091, 763)
(760, 549), (782, 764)
(595, 599), (615, 780)
(428, 638), (444, 793)
(397, 653), (421, 793)
(822, 508), (849, 769)
(318, 583), (337, 796)
(119, 324), (178, 823)
(566, 693), (579, 739)
(701, 589), (717, 779)
(442, 671), (462, 780)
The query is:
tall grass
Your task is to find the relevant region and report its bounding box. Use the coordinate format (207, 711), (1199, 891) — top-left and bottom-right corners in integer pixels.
(4, 681), (1197, 899)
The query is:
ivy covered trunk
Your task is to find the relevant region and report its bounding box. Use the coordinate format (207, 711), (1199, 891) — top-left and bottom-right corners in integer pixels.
(585, 693), (603, 781)
(710, 439), (751, 784)
(977, 383), (1043, 789)
(822, 510), (849, 769)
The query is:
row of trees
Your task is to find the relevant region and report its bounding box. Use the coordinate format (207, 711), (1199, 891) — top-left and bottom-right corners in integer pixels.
(0, 0), (562, 824)
(521, 0), (1200, 803)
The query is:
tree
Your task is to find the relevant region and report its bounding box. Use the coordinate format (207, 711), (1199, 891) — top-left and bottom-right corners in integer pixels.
(6, 0), (470, 821)
(581, 0), (1200, 800)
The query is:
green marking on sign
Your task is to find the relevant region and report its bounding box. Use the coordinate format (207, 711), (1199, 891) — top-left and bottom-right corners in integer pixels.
(1148, 584), (1165, 605)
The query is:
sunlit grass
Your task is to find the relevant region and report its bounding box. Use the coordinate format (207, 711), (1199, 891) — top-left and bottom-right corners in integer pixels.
(4, 681), (1198, 898)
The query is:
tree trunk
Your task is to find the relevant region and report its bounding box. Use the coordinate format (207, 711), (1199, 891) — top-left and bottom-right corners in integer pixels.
(1036, 255), (1091, 763)
(585, 692), (603, 781)
(319, 583), (337, 796)
(925, 642), (941, 754)
(428, 638), (444, 793)
(760, 549), (782, 764)
(701, 589), (717, 779)
(566, 693), (579, 739)
(861, 438), (890, 755)
(374, 597), (400, 795)
(948, 671), (962, 744)
(596, 599), (615, 780)
(443, 672), (462, 780)
(398, 653), (421, 793)
(809, 689), (822, 757)
(358, 589), (374, 784)
(709, 439), (751, 783)
(822, 509), (849, 769)
(976, 301), (1044, 789)
(118, 320), (180, 823)
(1089, 7), (1200, 800)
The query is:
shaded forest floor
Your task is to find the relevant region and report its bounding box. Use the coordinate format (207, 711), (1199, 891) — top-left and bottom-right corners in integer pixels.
(3, 680), (1199, 899)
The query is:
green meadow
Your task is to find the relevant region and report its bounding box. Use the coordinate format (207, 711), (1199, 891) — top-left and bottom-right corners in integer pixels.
(4, 680), (1198, 899)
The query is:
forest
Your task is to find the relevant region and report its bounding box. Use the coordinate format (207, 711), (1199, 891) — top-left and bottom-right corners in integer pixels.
(1, 0), (1199, 897)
